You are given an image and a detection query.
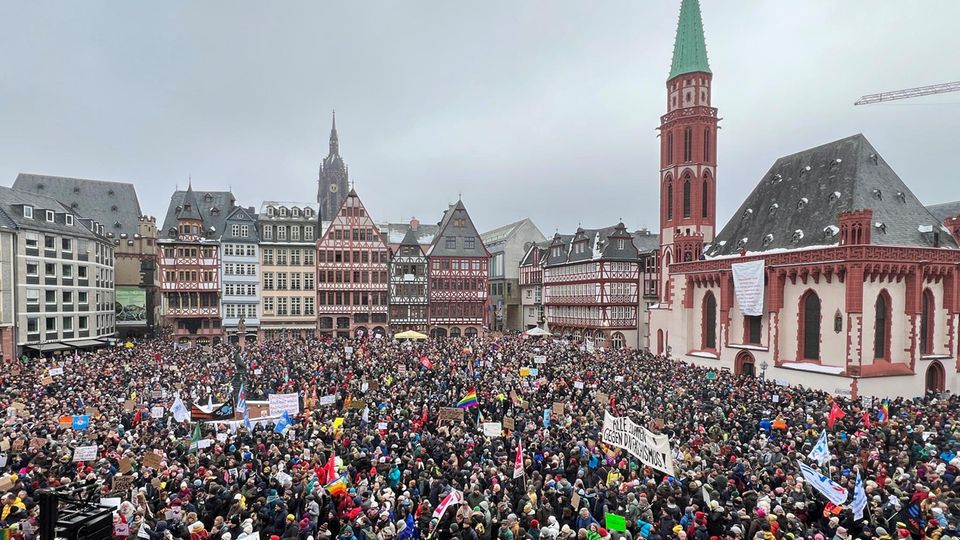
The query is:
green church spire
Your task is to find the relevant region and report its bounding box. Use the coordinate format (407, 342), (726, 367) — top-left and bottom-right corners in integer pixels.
(669, 0), (711, 80)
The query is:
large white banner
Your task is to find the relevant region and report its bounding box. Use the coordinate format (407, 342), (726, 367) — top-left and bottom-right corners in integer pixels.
(731, 259), (765, 316)
(268, 393), (300, 417)
(797, 461), (848, 505)
(601, 411), (675, 476)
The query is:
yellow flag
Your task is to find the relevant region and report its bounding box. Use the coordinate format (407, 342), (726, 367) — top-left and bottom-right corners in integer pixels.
(332, 417), (345, 435)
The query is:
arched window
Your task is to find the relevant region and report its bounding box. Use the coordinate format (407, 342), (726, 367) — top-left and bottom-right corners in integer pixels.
(666, 180), (674, 221)
(683, 127), (693, 162)
(702, 292), (717, 350)
(701, 176), (710, 218)
(921, 289), (935, 355)
(703, 128), (711, 161)
(667, 132), (674, 164)
(682, 175), (692, 218)
(800, 291), (821, 360)
(874, 291), (891, 360)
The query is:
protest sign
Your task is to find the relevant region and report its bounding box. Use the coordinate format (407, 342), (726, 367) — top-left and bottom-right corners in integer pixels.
(503, 417), (515, 431)
(30, 437), (47, 451)
(274, 470), (292, 486)
(377, 422), (388, 430)
(254, 368), (263, 376)
(595, 392), (609, 404)
(268, 393), (300, 417)
(482, 422), (503, 437)
(519, 367), (530, 377)
(552, 402), (564, 416)
(11, 439), (24, 452)
(614, 375), (625, 383)
(533, 355), (547, 364)
(601, 411), (676, 476)
(151, 406), (164, 418)
(319, 395), (336, 406)
(85, 407), (101, 418)
(571, 492), (581, 510)
(142, 452), (163, 469)
(119, 457), (132, 473)
(438, 407), (464, 423)
(348, 399), (366, 410)
(605, 514), (627, 532)
(123, 400), (137, 412)
(574, 381), (585, 390)
(48, 366), (64, 376)
(216, 433), (228, 442)
(100, 497), (122, 509)
(112, 475), (135, 495)
(114, 523), (130, 537)
(197, 439), (213, 449)
(73, 445), (98, 462)
(0, 454), (7, 469)
(41, 376), (54, 386)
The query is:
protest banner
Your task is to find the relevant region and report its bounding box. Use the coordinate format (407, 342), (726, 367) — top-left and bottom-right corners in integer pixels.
(142, 452), (163, 469)
(533, 355), (547, 364)
(48, 366), (64, 376)
(503, 417), (515, 431)
(348, 399), (366, 410)
(601, 411), (676, 476)
(482, 422), (503, 437)
(268, 393), (300, 417)
(438, 407), (464, 423)
(319, 395), (336, 406)
(73, 445), (98, 462)
(151, 406), (164, 418)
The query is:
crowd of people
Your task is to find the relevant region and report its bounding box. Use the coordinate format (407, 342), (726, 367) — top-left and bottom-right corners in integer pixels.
(1, 334), (957, 540)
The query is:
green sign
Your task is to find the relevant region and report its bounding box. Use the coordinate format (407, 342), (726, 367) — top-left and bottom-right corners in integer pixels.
(705, 372), (717, 380)
(116, 287), (147, 324)
(605, 514), (627, 532)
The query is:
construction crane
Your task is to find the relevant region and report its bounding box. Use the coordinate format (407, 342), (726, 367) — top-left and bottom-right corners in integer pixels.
(855, 81), (960, 105)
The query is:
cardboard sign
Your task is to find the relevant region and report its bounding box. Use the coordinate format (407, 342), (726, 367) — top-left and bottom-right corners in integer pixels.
(119, 457), (132, 473)
(595, 392), (610, 404)
(0, 440), (9, 452)
(123, 400), (137, 412)
(10, 402), (27, 412)
(41, 376), (54, 386)
(114, 523), (130, 537)
(348, 399), (366, 410)
(73, 445), (98, 462)
(142, 452), (163, 469)
(112, 475), (135, 494)
(85, 407), (101, 418)
(30, 437), (47, 451)
(571, 492), (582, 510)
(503, 417), (515, 431)
(367, 379), (380, 391)
(11, 439), (25, 453)
(552, 402), (565, 416)
(438, 407), (464, 423)
(482, 422), (502, 437)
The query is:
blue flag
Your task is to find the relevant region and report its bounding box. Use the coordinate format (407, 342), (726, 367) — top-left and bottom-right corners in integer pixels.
(851, 472), (867, 520)
(72, 415), (91, 430)
(243, 407), (253, 432)
(274, 411), (292, 433)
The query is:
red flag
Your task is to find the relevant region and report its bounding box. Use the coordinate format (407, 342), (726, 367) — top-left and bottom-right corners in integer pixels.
(419, 356), (433, 369)
(323, 450), (336, 484)
(828, 402), (846, 429)
(861, 410), (872, 429)
(513, 439), (524, 479)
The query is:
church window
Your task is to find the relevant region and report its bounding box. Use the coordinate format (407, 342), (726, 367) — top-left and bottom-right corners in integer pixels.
(921, 288), (935, 355)
(800, 291), (821, 360)
(683, 128), (692, 162)
(666, 180), (674, 220)
(702, 292), (717, 350)
(874, 291), (891, 360)
(682, 176), (691, 218)
(701, 177), (709, 218)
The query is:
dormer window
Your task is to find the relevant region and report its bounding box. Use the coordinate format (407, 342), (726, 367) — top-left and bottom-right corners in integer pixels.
(304, 208), (313, 217)
(23, 206), (33, 218)
(65, 214), (74, 226)
(203, 193), (213, 202)
(292, 208), (300, 217)
(762, 234), (774, 246)
(45, 210), (55, 222)
(279, 207), (288, 217)
(617, 239), (625, 250)
(267, 207), (275, 216)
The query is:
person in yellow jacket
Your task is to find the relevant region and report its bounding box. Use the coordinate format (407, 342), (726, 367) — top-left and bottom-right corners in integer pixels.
(1, 491), (26, 521)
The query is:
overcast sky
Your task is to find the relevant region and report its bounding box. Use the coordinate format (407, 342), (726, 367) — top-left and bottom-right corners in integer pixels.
(1, 1), (958, 236)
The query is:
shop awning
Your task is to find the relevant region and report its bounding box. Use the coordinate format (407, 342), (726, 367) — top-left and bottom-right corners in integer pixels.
(66, 339), (108, 348)
(26, 343), (73, 352)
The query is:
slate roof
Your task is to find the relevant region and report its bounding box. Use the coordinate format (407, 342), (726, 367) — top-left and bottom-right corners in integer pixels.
(519, 240), (553, 267)
(706, 134), (958, 258)
(399, 226), (421, 247)
(160, 189), (237, 240)
(543, 224), (659, 267)
(426, 200), (490, 258)
(222, 206), (260, 242)
(378, 221), (439, 246)
(926, 201), (960, 222)
(12, 173), (144, 239)
(0, 186), (100, 239)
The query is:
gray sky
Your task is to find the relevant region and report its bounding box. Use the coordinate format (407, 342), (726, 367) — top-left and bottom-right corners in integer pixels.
(1, 1), (958, 237)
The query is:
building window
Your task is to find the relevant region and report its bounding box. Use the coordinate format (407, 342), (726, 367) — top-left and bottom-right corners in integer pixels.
(703, 128), (710, 161)
(277, 226), (287, 240)
(276, 297), (287, 316)
(263, 249), (273, 265)
(445, 237), (456, 250)
(702, 292), (717, 350)
(874, 291), (891, 360)
(45, 317), (57, 332)
(65, 214), (74, 226)
(746, 315), (762, 344)
(291, 226), (300, 241)
(921, 288), (935, 355)
(800, 291), (821, 360)
(702, 176), (710, 218)
(305, 226), (314, 241)
(241, 225), (249, 236)
(666, 131), (674, 164)
(46, 210), (55, 222)
(263, 297), (274, 313)
(666, 179), (674, 221)
(682, 176), (692, 218)
(683, 127), (692, 162)
(23, 206), (33, 218)
(79, 316), (88, 330)
(232, 224), (241, 236)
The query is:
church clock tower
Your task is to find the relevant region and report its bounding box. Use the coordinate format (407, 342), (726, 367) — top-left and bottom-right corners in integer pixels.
(318, 111), (349, 222)
(658, 0), (717, 299)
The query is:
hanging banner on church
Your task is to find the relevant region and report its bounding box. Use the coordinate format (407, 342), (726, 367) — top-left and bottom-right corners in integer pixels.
(731, 259), (765, 317)
(601, 411), (675, 476)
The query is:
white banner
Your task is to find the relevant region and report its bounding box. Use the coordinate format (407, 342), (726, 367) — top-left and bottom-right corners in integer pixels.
(482, 422), (502, 437)
(797, 461), (848, 505)
(48, 367), (64, 376)
(601, 411), (675, 476)
(319, 395), (336, 406)
(73, 445), (98, 462)
(268, 393), (300, 417)
(533, 356), (547, 364)
(731, 259), (765, 316)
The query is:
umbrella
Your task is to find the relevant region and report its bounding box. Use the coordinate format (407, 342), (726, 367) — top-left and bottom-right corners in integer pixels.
(395, 330), (428, 340)
(522, 327), (551, 337)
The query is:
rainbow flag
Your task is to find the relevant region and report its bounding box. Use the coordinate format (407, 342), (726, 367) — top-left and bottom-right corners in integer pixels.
(324, 475), (349, 497)
(878, 400), (889, 423)
(457, 389), (478, 409)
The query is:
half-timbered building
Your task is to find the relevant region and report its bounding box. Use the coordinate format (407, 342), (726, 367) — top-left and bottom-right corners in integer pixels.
(158, 185), (235, 347)
(519, 241), (551, 331)
(316, 189), (390, 338)
(388, 226), (429, 333)
(543, 223), (658, 350)
(426, 200), (490, 338)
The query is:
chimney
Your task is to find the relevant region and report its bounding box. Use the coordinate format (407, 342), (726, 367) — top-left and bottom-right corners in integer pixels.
(410, 217), (420, 231)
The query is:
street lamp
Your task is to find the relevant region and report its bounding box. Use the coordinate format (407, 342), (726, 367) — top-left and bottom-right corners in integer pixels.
(760, 360), (769, 379)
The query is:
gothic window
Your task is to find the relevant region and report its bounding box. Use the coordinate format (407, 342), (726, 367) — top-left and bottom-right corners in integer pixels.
(683, 127), (693, 162)
(746, 315), (762, 344)
(702, 292), (717, 350)
(701, 176), (709, 218)
(703, 128), (710, 161)
(666, 179), (674, 221)
(682, 175), (692, 218)
(800, 291), (821, 360)
(667, 132), (674, 164)
(921, 288), (935, 355)
(874, 291), (891, 360)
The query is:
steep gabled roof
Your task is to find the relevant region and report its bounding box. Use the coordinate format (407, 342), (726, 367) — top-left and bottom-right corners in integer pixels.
(426, 200), (490, 257)
(669, 0), (711, 80)
(707, 134), (958, 257)
(927, 201), (960, 222)
(12, 173), (144, 239)
(160, 189), (237, 239)
(519, 240), (552, 267)
(400, 226), (422, 247)
(0, 186), (100, 239)
(543, 224), (659, 266)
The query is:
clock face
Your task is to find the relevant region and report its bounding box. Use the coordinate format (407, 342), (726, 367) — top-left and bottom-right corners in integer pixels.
(329, 184), (339, 193)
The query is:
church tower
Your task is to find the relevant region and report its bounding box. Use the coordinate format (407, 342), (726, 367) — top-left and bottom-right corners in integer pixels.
(318, 111), (349, 222)
(658, 0), (717, 298)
